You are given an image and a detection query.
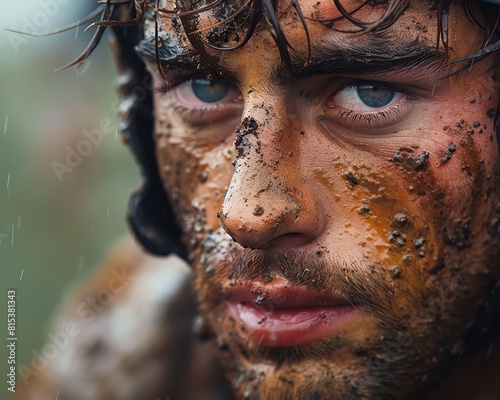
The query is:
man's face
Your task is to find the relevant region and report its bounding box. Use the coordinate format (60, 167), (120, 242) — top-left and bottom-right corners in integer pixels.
(140, 0), (500, 398)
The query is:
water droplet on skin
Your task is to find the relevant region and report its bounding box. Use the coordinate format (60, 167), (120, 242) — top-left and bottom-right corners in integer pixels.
(388, 230), (406, 247)
(199, 171), (209, 183)
(360, 205), (370, 214)
(394, 213), (409, 226)
(414, 238), (425, 248)
(389, 266), (401, 278)
(255, 294), (266, 305)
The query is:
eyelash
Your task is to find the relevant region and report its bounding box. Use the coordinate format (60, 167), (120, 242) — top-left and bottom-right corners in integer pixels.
(171, 103), (227, 121)
(325, 79), (417, 130)
(336, 106), (405, 128)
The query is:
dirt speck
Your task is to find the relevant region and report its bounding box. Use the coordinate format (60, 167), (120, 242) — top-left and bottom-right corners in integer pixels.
(388, 230), (406, 247)
(346, 172), (359, 185)
(439, 143), (457, 164)
(393, 147), (430, 171)
(235, 117), (259, 159)
(253, 206), (264, 216)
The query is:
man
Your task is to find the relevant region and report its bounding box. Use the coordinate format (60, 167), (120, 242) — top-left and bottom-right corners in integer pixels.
(15, 0), (500, 399)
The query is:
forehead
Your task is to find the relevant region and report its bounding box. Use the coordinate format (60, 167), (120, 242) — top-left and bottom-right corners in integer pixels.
(145, 0), (482, 77)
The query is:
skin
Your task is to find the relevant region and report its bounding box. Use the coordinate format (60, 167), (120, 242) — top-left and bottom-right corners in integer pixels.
(138, 0), (500, 398)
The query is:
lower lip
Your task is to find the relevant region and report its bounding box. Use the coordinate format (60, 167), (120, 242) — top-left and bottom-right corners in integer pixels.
(228, 302), (358, 347)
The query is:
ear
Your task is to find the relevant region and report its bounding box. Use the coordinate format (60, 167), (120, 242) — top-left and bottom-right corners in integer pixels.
(109, 25), (187, 260)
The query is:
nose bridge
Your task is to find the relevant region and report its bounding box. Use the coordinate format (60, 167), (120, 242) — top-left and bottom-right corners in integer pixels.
(218, 89), (324, 249)
(236, 89), (292, 166)
(228, 93), (299, 212)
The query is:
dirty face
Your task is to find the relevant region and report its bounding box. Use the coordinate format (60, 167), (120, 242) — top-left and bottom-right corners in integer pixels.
(138, 0), (500, 398)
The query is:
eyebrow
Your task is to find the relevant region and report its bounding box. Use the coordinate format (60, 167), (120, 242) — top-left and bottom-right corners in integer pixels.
(280, 39), (449, 83)
(136, 34), (449, 84)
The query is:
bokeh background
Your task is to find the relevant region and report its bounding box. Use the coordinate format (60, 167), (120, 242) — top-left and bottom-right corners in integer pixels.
(0, 1), (140, 394)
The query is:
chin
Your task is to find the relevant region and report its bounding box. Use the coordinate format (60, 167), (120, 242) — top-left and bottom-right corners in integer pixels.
(208, 324), (440, 400)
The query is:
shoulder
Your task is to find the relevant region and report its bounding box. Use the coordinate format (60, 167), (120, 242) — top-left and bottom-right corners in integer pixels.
(15, 238), (195, 400)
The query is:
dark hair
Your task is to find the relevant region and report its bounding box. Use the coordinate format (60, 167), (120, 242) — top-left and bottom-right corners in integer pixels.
(45, 0), (499, 74)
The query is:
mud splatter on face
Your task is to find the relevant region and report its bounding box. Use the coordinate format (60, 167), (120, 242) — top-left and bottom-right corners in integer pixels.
(147, 1), (500, 398)
(234, 117), (259, 160)
(393, 147), (430, 171)
(439, 143), (457, 164)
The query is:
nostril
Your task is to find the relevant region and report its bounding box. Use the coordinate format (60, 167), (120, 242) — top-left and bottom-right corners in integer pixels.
(269, 233), (316, 249)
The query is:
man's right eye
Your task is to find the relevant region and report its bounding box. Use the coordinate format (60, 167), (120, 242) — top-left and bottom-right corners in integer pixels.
(170, 77), (241, 109)
(153, 74), (243, 131)
(190, 78), (230, 103)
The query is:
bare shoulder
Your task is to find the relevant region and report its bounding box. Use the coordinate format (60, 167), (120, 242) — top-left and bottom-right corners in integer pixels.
(14, 238), (197, 400)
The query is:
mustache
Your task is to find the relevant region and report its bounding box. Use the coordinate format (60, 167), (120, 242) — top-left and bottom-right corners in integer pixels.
(213, 248), (394, 318)
(204, 247), (401, 363)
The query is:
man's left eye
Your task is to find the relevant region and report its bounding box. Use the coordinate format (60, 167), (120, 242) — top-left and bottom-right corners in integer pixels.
(331, 84), (404, 111)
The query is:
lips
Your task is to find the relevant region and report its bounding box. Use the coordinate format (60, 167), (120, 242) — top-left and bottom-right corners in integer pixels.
(225, 278), (359, 347)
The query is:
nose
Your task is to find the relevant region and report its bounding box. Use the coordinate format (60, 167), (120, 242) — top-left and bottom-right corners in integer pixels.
(218, 113), (324, 249)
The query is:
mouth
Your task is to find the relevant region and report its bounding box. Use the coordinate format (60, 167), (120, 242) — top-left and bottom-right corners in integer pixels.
(225, 277), (360, 347)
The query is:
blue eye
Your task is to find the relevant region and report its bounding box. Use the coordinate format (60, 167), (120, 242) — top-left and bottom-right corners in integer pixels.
(191, 78), (229, 103)
(357, 86), (396, 108)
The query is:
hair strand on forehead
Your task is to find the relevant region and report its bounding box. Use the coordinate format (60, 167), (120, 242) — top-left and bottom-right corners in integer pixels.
(437, 0), (451, 54)
(446, 1), (500, 77)
(316, 0), (409, 33)
(8, 0), (499, 77)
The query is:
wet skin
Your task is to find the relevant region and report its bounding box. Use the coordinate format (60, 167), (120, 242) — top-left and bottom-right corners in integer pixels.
(139, 0), (500, 398)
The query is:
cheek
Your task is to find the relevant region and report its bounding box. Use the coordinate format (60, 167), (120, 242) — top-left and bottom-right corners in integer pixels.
(430, 81), (499, 236)
(155, 121), (236, 245)
(328, 159), (442, 283)
(311, 100), (498, 290)
(379, 78), (498, 231)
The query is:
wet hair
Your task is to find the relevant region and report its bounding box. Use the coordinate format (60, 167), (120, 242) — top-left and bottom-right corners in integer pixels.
(175, 0), (499, 74)
(47, 0), (500, 74)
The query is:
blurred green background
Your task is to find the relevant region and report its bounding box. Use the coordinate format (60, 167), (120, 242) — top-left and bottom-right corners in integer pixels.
(0, 1), (140, 394)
